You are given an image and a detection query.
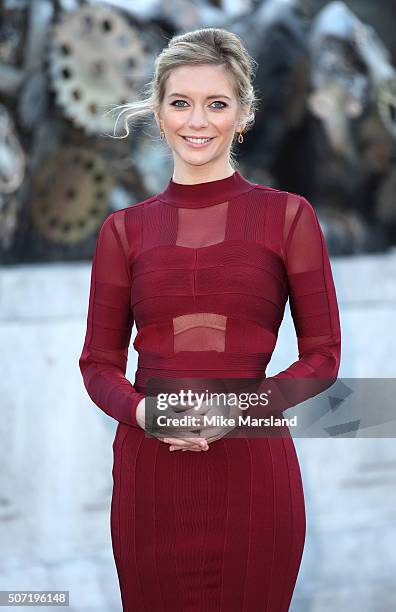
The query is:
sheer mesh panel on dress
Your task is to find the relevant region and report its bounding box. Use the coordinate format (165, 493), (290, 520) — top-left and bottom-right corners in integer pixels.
(176, 201), (228, 248)
(173, 313), (227, 352)
(79, 211), (145, 428)
(173, 202), (228, 352)
(283, 194), (341, 377)
(256, 193), (341, 416)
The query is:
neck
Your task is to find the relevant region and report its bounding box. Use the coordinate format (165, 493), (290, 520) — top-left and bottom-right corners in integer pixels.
(156, 169), (258, 208)
(171, 161), (236, 186)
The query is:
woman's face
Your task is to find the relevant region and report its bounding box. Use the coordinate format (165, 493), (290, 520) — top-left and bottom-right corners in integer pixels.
(156, 63), (247, 169)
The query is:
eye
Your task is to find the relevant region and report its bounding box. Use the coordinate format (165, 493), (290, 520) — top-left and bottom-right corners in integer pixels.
(211, 100), (227, 109)
(170, 100), (188, 108)
(170, 100), (227, 109)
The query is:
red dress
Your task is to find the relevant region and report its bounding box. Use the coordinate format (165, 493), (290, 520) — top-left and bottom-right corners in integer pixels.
(79, 170), (341, 611)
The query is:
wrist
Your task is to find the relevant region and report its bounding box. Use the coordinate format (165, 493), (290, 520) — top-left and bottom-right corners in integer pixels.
(136, 397), (146, 430)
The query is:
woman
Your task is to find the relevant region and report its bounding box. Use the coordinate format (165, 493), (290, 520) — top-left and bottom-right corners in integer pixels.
(79, 28), (341, 611)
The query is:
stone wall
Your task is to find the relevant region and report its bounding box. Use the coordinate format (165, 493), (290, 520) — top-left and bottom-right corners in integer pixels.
(0, 249), (395, 611)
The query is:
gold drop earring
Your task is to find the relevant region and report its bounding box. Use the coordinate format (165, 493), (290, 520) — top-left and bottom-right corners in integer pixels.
(160, 123), (165, 140)
(237, 128), (244, 144)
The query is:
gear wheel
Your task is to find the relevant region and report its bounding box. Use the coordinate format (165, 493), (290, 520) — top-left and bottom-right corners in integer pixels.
(30, 147), (114, 244)
(47, 5), (148, 135)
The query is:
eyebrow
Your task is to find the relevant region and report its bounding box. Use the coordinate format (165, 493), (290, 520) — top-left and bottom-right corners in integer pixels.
(167, 93), (232, 100)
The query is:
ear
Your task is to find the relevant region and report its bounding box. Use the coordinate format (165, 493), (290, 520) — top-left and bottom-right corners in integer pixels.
(239, 104), (251, 130)
(154, 110), (161, 130)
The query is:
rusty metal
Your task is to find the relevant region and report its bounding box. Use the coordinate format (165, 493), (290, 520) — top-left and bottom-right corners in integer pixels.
(30, 147), (114, 244)
(47, 4), (149, 135)
(0, 103), (26, 194)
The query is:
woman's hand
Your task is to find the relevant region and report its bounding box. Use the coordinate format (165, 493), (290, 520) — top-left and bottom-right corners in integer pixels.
(135, 397), (209, 452)
(197, 396), (240, 443)
(166, 395), (241, 450)
(160, 397), (211, 451)
(163, 435), (209, 452)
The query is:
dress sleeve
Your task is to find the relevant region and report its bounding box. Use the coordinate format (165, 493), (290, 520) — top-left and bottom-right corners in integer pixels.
(257, 194), (342, 415)
(78, 211), (145, 428)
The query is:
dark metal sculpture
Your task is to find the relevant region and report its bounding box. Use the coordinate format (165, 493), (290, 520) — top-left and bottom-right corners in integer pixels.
(1, 0), (396, 261)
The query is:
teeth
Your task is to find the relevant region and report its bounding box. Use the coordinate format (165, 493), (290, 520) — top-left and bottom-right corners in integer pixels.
(184, 137), (212, 143)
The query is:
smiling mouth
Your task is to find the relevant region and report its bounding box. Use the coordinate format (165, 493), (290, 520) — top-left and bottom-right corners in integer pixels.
(181, 136), (215, 143)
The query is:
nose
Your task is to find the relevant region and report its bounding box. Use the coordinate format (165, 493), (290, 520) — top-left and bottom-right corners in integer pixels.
(187, 105), (209, 130)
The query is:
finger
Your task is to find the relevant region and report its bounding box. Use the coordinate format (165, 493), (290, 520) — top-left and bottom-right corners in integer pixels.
(183, 401), (211, 416)
(170, 444), (203, 452)
(171, 399), (203, 413)
(172, 446), (204, 452)
(163, 436), (208, 449)
(163, 435), (204, 444)
(161, 429), (206, 448)
(178, 438), (209, 449)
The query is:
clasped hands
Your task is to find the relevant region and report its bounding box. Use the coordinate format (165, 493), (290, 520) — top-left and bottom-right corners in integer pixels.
(149, 394), (241, 453)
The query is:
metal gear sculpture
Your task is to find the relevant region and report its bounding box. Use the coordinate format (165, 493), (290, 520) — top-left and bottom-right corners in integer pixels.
(30, 147), (114, 244)
(18, 69), (50, 131)
(47, 5), (148, 135)
(0, 193), (19, 254)
(0, 103), (26, 194)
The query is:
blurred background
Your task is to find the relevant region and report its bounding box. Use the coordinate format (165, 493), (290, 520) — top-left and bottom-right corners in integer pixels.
(1, 0), (396, 610)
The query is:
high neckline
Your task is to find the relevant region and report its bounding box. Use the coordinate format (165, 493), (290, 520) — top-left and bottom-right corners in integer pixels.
(156, 170), (257, 208)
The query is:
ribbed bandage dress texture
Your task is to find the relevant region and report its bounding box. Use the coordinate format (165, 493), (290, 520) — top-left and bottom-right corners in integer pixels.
(79, 171), (341, 611)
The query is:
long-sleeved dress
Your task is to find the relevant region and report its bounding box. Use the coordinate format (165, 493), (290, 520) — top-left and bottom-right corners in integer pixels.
(79, 170), (341, 611)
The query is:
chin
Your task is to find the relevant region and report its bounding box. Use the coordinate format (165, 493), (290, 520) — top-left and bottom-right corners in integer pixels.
(181, 157), (217, 167)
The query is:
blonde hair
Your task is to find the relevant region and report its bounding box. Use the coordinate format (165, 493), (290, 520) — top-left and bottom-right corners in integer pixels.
(107, 27), (260, 165)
